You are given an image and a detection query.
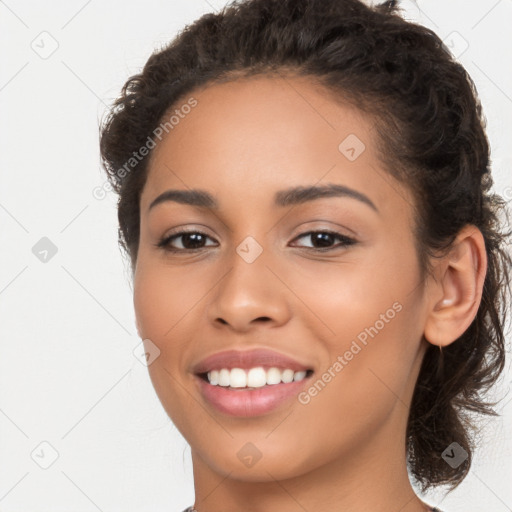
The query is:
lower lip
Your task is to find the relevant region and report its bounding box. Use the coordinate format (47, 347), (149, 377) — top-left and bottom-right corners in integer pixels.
(195, 374), (312, 417)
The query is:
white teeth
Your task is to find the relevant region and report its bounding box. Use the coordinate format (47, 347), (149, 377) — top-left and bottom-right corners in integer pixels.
(266, 367), (282, 385)
(281, 369), (294, 383)
(293, 370), (307, 381)
(218, 369), (230, 386)
(205, 366), (310, 387)
(230, 368), (247, 388)
(209, 370), (219, 385)
(247, 367), (267, 388)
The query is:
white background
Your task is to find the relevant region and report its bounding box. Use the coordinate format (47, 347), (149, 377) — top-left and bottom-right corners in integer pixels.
(1, 1), (511, 511)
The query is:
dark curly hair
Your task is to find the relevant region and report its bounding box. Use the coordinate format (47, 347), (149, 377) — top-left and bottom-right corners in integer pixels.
(99, 0), (512, 493)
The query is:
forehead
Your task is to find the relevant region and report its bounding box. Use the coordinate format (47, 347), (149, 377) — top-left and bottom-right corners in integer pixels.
(140, 74), (411, 219)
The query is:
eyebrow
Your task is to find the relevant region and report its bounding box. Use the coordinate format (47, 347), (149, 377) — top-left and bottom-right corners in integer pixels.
(148, 183), (378, 213)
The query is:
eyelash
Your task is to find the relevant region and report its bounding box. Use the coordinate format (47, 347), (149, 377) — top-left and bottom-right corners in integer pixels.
(155, 229), (357, 253)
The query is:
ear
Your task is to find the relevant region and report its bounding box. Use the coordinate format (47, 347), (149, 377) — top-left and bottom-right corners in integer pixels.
(423, 224), (487, 347)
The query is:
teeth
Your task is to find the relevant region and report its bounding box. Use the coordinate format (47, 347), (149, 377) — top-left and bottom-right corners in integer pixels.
(206, 367), (309, 388)
(247, 367), (266, 388)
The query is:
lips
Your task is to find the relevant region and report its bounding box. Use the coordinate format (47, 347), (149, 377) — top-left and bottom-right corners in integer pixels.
(191, 348), (314, 374)
(190, 348), (316, 417)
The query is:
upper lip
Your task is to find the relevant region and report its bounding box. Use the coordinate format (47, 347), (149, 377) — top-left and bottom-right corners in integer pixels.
(192, 348), (314, 374)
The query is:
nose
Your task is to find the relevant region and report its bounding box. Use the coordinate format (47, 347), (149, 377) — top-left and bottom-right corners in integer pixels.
(206, 241), (291, 333)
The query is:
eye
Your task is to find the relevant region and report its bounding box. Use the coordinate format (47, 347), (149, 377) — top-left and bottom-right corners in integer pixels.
(290, 230), (357, 251)
(156, 230), (217, 252)
(156, 229), (357, 253)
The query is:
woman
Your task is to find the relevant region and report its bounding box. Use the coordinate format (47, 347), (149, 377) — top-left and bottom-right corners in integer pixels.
(99, 0), (511, 510)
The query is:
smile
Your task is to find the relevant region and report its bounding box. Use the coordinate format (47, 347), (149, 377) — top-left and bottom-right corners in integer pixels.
(195, 368), (315, 417)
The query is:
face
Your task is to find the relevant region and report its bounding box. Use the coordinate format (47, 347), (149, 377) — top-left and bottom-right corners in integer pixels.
(133, 75), (430, 482)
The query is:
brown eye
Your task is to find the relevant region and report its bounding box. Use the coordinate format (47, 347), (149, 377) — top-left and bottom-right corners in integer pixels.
(290, 230), (357, 251)
(157, 231), (218, 252)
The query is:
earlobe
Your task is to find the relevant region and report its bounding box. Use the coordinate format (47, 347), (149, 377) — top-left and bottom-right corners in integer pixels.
(423, 225), (487, 347)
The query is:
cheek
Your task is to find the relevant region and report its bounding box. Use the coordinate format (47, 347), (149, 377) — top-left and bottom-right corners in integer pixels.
(292, 246), (417, 340)
(298, 242), (424, 398)
(133, 260), (200, 343)
(132, 262), (199, 429)
(132, 262), (192, 407)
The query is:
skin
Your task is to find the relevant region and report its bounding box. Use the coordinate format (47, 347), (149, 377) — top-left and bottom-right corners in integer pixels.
(132, 74), (487, 512)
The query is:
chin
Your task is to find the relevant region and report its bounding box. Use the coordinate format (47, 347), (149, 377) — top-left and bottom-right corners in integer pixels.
(193, 440), (318, 482)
